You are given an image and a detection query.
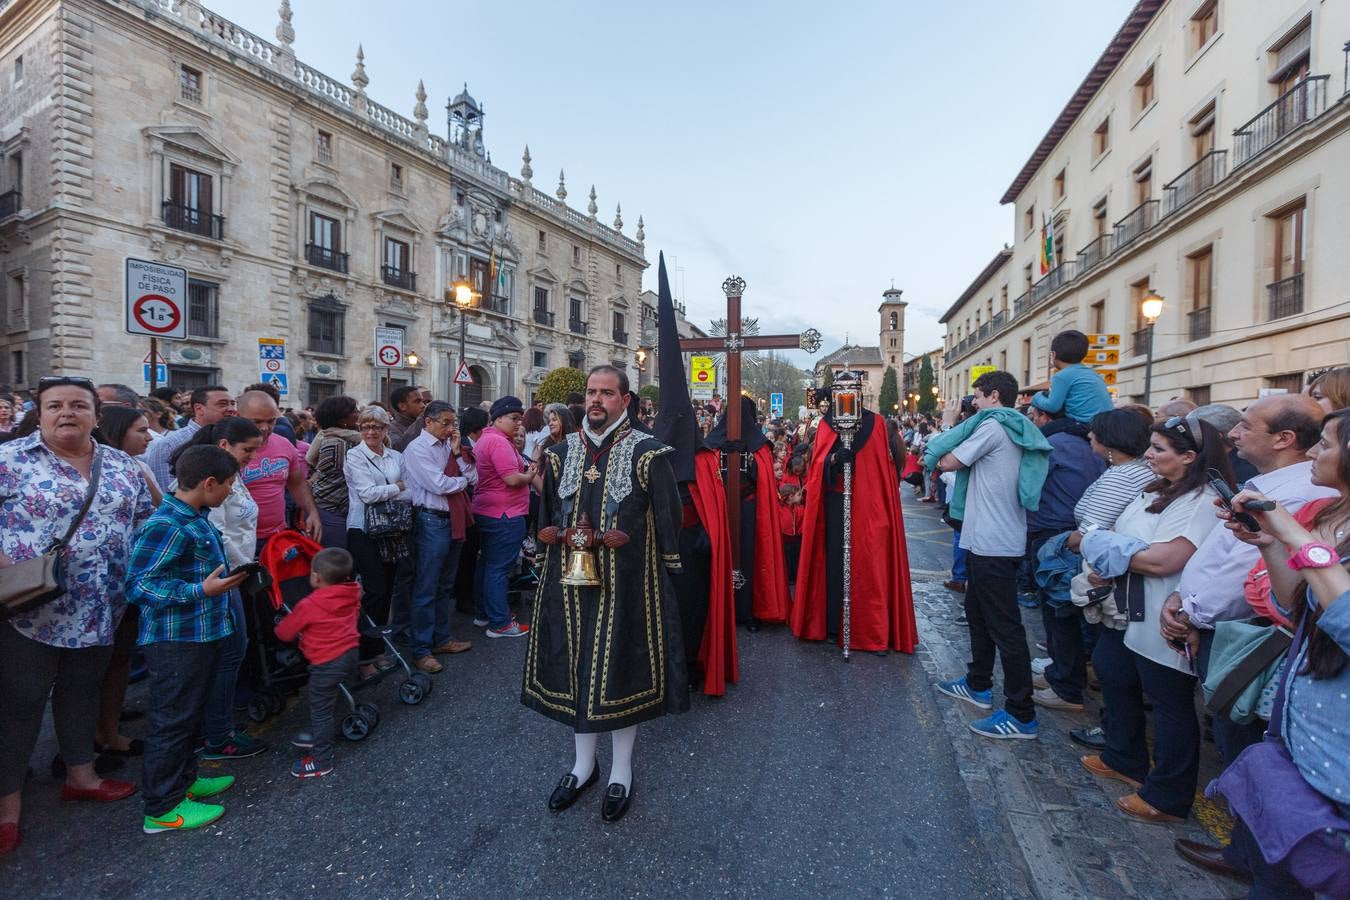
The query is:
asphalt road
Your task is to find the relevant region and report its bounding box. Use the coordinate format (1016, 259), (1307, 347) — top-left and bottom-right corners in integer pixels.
(2, 499), (1003, 899)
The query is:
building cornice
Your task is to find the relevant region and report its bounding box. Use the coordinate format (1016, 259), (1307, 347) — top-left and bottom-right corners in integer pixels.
(939, 248), (1012, 324)
(999, 0), (1164, 205)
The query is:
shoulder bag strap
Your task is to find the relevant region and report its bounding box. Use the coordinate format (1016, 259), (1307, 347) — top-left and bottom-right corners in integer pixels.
(49, 448), (103, 553)
(365, 449), (393, 485)
(1207, 626), (1294, 718)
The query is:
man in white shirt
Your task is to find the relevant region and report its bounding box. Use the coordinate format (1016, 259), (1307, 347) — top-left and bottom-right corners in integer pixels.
(1161, 393), (1332, 763)
(402, 401), (477, 673)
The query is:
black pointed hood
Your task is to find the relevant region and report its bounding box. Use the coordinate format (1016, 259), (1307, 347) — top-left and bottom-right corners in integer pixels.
(651, 253), (697, 482)
(704, 395), (767, 453)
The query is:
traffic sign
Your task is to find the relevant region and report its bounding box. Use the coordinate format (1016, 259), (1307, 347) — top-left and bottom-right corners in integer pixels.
(969, 365), (996, 388)
(374, 326), (404, 369)
(453, 361), (474, 385)
(125, 258), (187, 339)
(1087, 333), (1121, 347)
(1094, 368), (1118, 386)
(142, 363), (167, 384)
(261, 373), (289, 394)
(1086, 348), (1120, 365)
(769, 392), (784, 417)
(690, 356), (715, 387)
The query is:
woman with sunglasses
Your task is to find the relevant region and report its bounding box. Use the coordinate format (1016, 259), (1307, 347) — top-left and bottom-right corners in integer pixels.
(0, 377), (157, 855)
(1081, 412), (1232, 825)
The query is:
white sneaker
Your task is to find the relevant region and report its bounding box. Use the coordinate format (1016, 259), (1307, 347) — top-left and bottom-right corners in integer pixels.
(487, 621), (530, 639)
(1033, 687), (1085, 711)
(1031, 657), (1052, 676)
(472, 618), (489, 627)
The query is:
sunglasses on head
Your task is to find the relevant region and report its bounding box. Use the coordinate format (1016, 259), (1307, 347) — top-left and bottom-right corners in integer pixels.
(37, 376), (97, 398)
(1163, 412), (1204, 450)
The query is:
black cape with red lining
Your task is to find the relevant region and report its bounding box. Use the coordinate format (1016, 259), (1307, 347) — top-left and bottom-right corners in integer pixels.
(789, 411), (917, 653)
(688, 450), (737, 696)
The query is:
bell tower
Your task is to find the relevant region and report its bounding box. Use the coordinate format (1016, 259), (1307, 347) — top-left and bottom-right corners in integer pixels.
(879, 287), (906, 369)
(447, 84), (485, 157)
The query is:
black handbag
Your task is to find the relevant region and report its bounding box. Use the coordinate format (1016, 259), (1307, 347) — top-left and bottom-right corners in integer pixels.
(362, 454), (413, 538)
(0, 450), (104, 620)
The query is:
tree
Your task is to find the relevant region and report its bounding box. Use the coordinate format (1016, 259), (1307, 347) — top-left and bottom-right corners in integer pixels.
(536, 366), (587, 405)
(918, 355), (937, 413)
(878, 365), (900, 416)
(821, 365), (834, 388)
(638, 384), (660, 410)
(744, 351), (809, 404)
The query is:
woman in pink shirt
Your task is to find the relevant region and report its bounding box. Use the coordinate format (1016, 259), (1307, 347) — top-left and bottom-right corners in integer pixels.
(473, 396), (536, 637)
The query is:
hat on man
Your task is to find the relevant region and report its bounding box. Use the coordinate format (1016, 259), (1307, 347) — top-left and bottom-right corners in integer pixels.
(1193, 403), (1242, 435)
(489, 395), (525, 420)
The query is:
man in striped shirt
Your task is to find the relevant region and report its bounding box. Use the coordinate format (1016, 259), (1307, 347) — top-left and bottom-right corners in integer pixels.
(128, 445), (250, 836)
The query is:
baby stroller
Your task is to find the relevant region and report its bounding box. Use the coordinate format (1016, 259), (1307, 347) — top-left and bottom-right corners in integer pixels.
(257, 530), (434, 742)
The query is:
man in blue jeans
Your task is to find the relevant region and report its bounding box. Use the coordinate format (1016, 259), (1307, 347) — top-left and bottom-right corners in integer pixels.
(472, 396), (536, 638)
(403, 401), (477, 673)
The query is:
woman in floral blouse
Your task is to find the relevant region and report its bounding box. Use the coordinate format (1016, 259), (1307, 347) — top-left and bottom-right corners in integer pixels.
(0, 376), (155, 856)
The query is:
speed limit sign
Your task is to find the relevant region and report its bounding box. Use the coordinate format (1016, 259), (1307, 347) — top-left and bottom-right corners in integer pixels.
(125, 258), (188, 339)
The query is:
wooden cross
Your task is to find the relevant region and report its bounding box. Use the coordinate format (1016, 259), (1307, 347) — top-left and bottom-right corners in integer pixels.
(679, 276), (821, 581)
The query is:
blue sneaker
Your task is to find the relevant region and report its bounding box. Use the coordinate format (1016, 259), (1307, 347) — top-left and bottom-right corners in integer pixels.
(970, 709), (1039, 740)
(935, 677), (993, 710)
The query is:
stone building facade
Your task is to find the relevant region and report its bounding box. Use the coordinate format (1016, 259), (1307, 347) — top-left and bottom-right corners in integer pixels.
(0, 0), (648, 405)
(940, 0), (1350, 407)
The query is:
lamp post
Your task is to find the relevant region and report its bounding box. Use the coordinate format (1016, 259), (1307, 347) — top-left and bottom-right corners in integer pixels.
(1140, 288), (1165, 407)
(449, 276), (475, 406)
(406, 350), (419, 387)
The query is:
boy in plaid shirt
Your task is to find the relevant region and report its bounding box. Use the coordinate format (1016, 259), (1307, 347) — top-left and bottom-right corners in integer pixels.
(128, 445), (250, 835)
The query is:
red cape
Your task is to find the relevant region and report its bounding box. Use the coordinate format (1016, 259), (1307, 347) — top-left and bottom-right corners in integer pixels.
(789, 418), (918, 653)
(750, 443), (790, 623)
(691, 450), (738, 696)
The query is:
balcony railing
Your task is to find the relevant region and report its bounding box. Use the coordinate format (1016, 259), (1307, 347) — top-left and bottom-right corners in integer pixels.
(0, 189), (20, 220)
(991, 309), (1007, 329)
(305, 243), (348, 273)
(1188, 306), (1212, 341)
(1031, 260), (1077, 305)
(612, 329), (629, 344)
(1267, 272), (1304, 320)
(484, 295), (510, 315)
(162, 201), (225, 239)
(569, 318), (588, 335)
(380, 266), (416, 291)
(1012, 291), (1029, 318)
(1113, 199), (1160, 251)
(1077, 234), (1111, 273)
(1233, 76), (1329, 167)
(1131, 326), (1152, 358)
(532, 308), (555, 327)
(1164, 149), (1228, 215)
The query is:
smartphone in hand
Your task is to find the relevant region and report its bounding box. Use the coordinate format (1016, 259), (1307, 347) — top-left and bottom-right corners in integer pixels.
(1206, 468), (1264, 532)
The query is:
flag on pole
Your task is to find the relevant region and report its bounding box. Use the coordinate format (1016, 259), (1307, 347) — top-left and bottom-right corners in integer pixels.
(1039, 214), (1055, 274)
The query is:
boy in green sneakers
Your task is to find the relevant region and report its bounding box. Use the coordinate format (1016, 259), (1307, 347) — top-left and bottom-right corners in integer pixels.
(127, 445), (250, 834)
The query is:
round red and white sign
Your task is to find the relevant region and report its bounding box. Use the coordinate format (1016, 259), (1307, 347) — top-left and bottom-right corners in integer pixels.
(696, 371), (710, 382)
(264, 359), (283, 373)
(132, 294), (182, 335)
(377, 344), (402, 367)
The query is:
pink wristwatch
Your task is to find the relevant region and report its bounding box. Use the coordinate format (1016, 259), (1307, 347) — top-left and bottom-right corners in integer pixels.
(1287, 542), (1337, 571)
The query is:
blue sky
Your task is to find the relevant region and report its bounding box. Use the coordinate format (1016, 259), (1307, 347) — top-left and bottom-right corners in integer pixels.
(230, 0), (1136, 365)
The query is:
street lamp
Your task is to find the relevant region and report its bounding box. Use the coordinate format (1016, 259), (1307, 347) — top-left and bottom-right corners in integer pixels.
(635, 347), (648, 372)
(449, 276), (476, 405)
(406, 350), (420, 387)
(1140, 288), (1164, 407)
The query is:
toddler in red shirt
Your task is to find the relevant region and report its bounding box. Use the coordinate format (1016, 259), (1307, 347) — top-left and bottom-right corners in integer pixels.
(274, 547), (360, 778)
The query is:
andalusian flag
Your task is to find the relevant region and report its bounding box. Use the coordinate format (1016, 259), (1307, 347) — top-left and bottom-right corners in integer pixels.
(1040, 214), (1055, 274)
(488, 246), (507, 296)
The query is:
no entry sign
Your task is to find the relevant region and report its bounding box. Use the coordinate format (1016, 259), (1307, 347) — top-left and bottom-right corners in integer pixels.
(125, 258), (187, 339)
(374, 326), (404, 368)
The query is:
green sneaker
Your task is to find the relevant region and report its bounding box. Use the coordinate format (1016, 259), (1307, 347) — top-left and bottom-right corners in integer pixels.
(185, 775), (235, 801)
(142, 798), (224, 834)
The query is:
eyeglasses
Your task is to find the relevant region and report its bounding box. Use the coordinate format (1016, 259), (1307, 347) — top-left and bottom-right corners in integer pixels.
(1163, 412), (1204, 449)
(359, 423), (388, 432)
(38, 376), (96, 393)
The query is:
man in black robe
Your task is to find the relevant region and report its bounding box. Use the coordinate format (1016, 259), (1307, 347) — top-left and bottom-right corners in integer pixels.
(522, 365), (688, 822)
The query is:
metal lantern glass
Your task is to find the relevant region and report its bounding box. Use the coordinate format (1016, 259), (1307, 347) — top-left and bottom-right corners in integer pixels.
(452, 278), (475, 308)
(1140, 290), (1164, 323)
(832, 371), (862, 429)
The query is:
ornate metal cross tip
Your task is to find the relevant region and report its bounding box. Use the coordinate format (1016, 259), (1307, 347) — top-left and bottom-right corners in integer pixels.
(799, 328), (823, 354)
(721, 276), (747, 298)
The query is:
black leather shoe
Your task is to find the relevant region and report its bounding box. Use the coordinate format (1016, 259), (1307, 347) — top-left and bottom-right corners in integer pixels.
(600, 781), (634, 822)
(547, 767), (599, 812)
(1070, 726), (1107, 751)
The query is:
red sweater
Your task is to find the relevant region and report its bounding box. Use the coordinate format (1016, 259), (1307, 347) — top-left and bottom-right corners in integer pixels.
(274, 582), (361, 665)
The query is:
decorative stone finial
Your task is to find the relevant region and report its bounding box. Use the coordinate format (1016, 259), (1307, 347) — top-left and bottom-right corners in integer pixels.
(613, 203), (623, 230)
(556, 170), (567, 202)
(351, 45), (369, 91)
(413, 80), (428, 122)
(636, 215), (645, 244)
(521, 145), (533, 184)
(587, 186), (598, 218)
(276, 0), (295, 48)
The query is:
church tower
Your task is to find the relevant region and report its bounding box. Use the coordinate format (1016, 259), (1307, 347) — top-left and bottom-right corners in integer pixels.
(879, 287), (906, 369)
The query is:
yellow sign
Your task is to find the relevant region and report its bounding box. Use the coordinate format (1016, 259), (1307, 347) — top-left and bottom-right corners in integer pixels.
(1094, 368), (1118, 386)
(690, 356), (716, 389)
(970, 365), (996, 388)
(1088, 333), (1121, 347)
(1086, 348), (1120, 365)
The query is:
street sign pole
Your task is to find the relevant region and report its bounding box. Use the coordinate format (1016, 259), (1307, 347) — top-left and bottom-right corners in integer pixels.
(149, 337), (158, 391)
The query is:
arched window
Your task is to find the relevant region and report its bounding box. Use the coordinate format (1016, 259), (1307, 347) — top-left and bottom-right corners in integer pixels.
(888, 311), (898, 331)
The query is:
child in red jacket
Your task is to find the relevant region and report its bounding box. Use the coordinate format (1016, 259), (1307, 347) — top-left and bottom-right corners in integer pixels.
(274, 547), (361, 778)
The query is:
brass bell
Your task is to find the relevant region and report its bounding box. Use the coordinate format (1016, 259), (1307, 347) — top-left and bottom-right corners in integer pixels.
(561, 544), (602, 586)
(560, 511), (603, 587)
